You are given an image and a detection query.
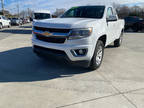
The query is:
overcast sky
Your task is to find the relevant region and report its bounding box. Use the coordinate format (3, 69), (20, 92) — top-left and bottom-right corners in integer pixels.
(2, 0), (144, 13)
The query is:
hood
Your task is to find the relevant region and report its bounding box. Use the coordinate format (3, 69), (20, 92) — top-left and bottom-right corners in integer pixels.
(33, 18), (101, 29)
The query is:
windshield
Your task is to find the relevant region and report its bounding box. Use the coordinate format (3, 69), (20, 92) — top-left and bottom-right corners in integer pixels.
(34, 13), (51, 20)
(61, 6), (105, 19)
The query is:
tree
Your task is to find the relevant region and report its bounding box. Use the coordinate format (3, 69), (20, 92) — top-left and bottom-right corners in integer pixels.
(117, 6), (130, 18)
(129, 6), (142, 17)
(53, 8), (66, 17)
(19, 10), (27, 18)
(113, 3), (144, 19)
(19, 9), (33, 18)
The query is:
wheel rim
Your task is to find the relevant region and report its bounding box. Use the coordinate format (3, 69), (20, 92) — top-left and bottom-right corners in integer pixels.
(96, 46), (103, 65)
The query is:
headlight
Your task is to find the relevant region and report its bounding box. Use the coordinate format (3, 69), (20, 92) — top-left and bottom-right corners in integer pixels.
(68, 28), (93, 40)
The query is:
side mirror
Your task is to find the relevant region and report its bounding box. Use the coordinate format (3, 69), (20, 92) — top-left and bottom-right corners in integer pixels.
(107, 15), (117, 22)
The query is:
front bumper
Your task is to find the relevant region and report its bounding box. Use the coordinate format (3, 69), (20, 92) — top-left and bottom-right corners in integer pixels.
(32, 36), (93, 61)
(33, 45), (91, 67)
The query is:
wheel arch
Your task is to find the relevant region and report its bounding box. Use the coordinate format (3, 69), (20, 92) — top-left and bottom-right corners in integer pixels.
(97, 35), (107, 47)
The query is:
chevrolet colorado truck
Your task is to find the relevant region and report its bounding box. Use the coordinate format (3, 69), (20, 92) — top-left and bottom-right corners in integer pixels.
(32, 5), (124, 70)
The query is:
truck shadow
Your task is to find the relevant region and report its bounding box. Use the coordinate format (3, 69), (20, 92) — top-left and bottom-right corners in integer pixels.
(0, 47), (90, 83)
(0, 29), (32, 34)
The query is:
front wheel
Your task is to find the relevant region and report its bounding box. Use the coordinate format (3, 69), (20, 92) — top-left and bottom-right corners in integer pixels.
(89, 40), (104, 70)
(8, 23), (11, 28)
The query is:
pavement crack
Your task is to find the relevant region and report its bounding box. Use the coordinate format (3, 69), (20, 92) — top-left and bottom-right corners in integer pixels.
(97, 71), (138, 108)
(56, 93), (120, 108)
(122, 87), (144, 94)
(122, 94), (138, 108)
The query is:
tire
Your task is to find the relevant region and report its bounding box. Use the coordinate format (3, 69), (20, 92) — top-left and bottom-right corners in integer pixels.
(89, 40), (104, 70)
(132, 23), (140, 32)
(114, 31), (123, 47)
(0, 23), (3, 29)
(132, 26), (139, 32)
(8, 23), (11, 28)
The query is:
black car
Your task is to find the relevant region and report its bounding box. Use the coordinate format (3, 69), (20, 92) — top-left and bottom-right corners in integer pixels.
(124, 16), (144, 32)
(11, 18), (23, 25)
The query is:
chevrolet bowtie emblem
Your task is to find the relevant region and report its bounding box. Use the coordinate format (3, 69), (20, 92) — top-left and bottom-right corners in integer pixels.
(42, 32), (52, 36)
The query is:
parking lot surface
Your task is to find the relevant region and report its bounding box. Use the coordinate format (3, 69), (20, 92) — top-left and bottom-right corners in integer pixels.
(0, 24), (144, 108)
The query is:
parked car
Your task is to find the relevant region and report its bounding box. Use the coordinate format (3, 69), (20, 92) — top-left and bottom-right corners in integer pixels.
(21, 18), (26, 24)
(11, 18), (23, 25)
(0, 15), (11, 29)
(124, 16), (144, 32)
(32, 5), (124, 70)
(25, 18), (30, 23)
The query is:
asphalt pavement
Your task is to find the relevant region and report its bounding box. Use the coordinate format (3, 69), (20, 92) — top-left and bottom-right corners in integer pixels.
(0, 24), (144, 108)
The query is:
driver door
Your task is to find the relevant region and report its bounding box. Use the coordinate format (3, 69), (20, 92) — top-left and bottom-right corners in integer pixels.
(106, 7), (116, 45)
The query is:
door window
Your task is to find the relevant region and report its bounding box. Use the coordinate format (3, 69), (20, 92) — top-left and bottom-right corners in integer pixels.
(107, 7), (113, 18)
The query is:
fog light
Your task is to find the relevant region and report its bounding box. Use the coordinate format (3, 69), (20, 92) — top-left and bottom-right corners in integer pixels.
(71, 49), (88, 57)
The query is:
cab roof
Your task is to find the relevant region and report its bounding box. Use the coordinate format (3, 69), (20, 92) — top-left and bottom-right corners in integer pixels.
(73, 5), (113, 8)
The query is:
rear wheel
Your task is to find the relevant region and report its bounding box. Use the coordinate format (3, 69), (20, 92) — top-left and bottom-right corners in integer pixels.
(0, 23), (3, 29)
(114, 31), (123, 47)
(89, 40), (104, 70)
(132, 26), (139, 32)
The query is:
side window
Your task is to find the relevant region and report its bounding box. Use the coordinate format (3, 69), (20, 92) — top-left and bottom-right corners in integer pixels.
(63, 9), (75, 17)
(66, 9), (75, 17)
(107, 7), (113, 18)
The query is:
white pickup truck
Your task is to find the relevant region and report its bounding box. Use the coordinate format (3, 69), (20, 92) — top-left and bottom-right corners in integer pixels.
(32, 5), (124, 70)
(0, 15), (11, 29)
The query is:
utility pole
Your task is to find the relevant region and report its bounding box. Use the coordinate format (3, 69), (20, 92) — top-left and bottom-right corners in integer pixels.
(1, 0), (4, 15)
(17, 4), (19, 18)
(27, 8), (29, 17)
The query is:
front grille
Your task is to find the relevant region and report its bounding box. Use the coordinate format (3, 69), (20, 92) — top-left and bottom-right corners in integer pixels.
(34, 26), (71, 33)
(36, 34), (66, 43)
